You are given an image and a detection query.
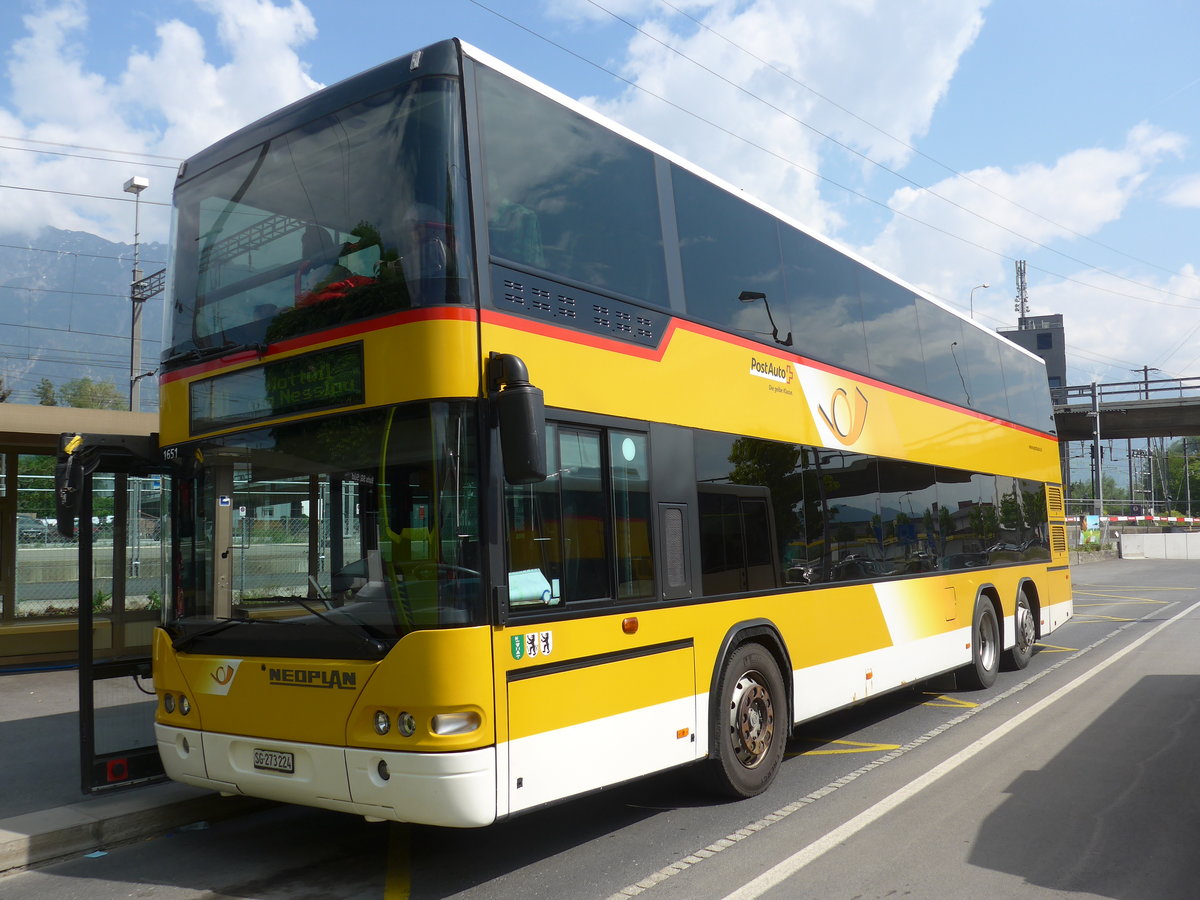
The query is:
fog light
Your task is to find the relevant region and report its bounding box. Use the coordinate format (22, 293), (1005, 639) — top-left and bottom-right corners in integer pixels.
(374, 710), (390, 735)
(432, 711), (482, 736)
(179, 695), (191, 716)
(163, 694), (175, 714)
(397, 712), (416, 737)
(377, 759), (390, 781)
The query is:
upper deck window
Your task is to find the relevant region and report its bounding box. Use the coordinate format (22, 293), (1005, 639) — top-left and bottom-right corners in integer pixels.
(476, 67), (668, 306)
(166, 75), (471, 366)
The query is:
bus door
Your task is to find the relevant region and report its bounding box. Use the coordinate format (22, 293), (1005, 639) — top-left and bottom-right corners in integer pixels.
(56, 432), (167, 793)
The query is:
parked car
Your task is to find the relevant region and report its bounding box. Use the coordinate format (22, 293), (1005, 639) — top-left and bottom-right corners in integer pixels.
(16, 514), (48, 541)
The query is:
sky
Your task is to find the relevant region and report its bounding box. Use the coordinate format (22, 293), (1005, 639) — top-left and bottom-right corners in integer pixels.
(3, 0), (1200, 389)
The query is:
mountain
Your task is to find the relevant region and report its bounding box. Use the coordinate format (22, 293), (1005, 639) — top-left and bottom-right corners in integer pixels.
(0, 227), (168, 411)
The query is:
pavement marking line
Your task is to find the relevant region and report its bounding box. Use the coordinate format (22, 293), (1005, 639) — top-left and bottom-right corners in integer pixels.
(1074, 584), (1192, 591)
(786, 740), (901, 757)
(718, 599), (1200, 900)
(605, 597), (1196, 900)
(384, 823), (411, 899)
(1035, 643), (1077, 653)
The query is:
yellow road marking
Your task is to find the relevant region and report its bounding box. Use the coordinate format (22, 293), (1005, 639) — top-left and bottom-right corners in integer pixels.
(1035, 643), (1077, 653)
(385, 823), (411, 899)
(788, 739), (901, 757)
(1075, 595), (1168, 604)
(1073, 614), (1135, 623)
(921, 694), (977, 709)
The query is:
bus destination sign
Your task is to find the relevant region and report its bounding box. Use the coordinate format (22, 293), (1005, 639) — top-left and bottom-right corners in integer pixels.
(189, 343), (365, 435)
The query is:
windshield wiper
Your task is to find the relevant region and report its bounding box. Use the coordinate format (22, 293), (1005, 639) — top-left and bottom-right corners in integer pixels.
(276, 594), (390, 654)
(171, 615), (281, 651)
(163, 341), (267, 368)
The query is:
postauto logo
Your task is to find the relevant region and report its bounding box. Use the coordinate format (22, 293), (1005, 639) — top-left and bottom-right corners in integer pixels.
(749, 357), (793, 384)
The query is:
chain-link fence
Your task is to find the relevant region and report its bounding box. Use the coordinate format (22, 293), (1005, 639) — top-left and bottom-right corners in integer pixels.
(12, 466), (164, 619)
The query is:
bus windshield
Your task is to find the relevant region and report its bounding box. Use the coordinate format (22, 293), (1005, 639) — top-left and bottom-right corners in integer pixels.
(166, 74), (471, 363)
(168, 401), (482, 659)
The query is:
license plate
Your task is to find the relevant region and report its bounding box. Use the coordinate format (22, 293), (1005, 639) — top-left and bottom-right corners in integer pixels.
(252, 748), (294, 773)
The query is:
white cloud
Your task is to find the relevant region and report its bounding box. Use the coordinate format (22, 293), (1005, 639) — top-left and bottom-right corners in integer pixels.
(859, 124), (1186, 335)
(1033, 266), (1200, 385)
(0, 0), (321, 242)
(1164, 173), (1200, 207)
(545, 0), (713, 25)
(576, 0), (990, 236)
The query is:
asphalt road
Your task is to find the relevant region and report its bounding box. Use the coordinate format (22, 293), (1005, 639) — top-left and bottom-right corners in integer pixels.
(1, 558), (1195, 899)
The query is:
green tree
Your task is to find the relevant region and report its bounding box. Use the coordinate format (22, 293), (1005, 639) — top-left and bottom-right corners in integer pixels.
(17, 455), (55, 518)
(727, 437), (805, 560)
(59, 377), (124, 410)
(35, 378), (57, 406)
(0, 376), (11, 402)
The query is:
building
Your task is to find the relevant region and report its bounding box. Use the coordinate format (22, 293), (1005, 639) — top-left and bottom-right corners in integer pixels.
(999, 314), (1067, 398)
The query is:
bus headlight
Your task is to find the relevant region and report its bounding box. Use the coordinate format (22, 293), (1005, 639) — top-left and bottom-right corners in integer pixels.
(396, 712), (416, 737)
(373, 710), (391, 735)
(179, 695), (191, 716)
(163, 693), (175, 714)
(431, 711), (482, 736)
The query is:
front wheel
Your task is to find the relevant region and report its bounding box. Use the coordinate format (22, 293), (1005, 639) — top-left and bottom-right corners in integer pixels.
(707, 643), (787, 799)
(1002, 593), (1035, 671)
(958, 598), (999, 690)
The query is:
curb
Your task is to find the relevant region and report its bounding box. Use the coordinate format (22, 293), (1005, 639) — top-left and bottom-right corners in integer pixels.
(0, 783), (269, 875)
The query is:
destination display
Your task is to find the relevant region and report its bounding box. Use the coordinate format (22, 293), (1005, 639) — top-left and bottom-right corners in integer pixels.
(189, 343), (365, 434)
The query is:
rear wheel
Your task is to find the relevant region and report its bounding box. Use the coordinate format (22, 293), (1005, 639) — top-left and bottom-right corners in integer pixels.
(708, 643), (787, 798)
(958, 598), (999, 690)
(1002, 593), (1035, 671)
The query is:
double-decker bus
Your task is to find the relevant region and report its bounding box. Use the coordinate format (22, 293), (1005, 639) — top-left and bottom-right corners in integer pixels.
(149, 39), (1071, 827)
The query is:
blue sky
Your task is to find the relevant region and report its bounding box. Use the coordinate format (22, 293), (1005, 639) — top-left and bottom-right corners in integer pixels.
(3, 0), (1200, 387)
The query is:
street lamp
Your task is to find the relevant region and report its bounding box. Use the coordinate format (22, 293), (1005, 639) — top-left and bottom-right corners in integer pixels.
(124, 176), (149, 412)
(969, 283), (990, 320)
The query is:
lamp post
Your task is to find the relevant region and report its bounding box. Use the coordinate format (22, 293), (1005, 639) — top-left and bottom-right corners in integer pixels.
(124, 175), (149, 412)
(969, 283), (990, 319)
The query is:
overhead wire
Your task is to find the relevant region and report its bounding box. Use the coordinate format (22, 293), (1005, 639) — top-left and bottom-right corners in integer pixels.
(467, 0), (1194, 314)
(579, 0), (1200, 306)
(0, 143), (179, 170)
(0, 182), (170, 206)
(652, 0), (1198, 287)
(0, 134), (183, 162)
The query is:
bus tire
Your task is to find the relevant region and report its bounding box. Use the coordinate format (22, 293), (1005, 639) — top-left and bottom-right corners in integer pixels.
(1002, 593), (1035, 671)
(958, 597), (999, 690)
(707, 643), (787, 799)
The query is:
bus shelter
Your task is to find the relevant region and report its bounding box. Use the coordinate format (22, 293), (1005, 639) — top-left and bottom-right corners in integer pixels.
(0, 404), (158, 669)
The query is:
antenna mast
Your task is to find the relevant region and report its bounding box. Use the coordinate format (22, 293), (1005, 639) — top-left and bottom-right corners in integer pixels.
(1014, 259), (1029, 326)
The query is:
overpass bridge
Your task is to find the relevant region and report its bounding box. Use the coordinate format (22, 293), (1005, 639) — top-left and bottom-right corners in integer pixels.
(1053, 376), (1200, 442)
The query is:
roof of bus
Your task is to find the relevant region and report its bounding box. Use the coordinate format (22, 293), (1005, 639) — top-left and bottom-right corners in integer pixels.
(178, 38), (463, 185)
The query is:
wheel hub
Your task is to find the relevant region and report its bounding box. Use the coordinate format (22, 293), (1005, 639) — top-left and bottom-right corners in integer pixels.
(729, 672), (774, 768)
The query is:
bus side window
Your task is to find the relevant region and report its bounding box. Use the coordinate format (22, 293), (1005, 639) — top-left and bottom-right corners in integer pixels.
(505, 423), (562, 608)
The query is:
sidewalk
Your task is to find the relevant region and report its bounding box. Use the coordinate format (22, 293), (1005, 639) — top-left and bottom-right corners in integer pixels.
(0, 667), (264, 874)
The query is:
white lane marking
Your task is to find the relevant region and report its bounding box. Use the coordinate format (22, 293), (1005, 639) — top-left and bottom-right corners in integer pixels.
(721, 599), (1199, 900)
(606, 598), (1192, 900)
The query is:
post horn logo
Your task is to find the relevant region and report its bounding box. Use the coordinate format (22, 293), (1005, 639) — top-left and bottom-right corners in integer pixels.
(211, 664), (236, 686)
(818, 386), (869, 446)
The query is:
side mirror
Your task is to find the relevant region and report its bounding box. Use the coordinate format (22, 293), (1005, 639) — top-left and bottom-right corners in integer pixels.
(489, 353), (547, 484)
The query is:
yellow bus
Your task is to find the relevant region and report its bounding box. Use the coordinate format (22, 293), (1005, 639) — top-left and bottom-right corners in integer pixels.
(149, 39), (1071, 826)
